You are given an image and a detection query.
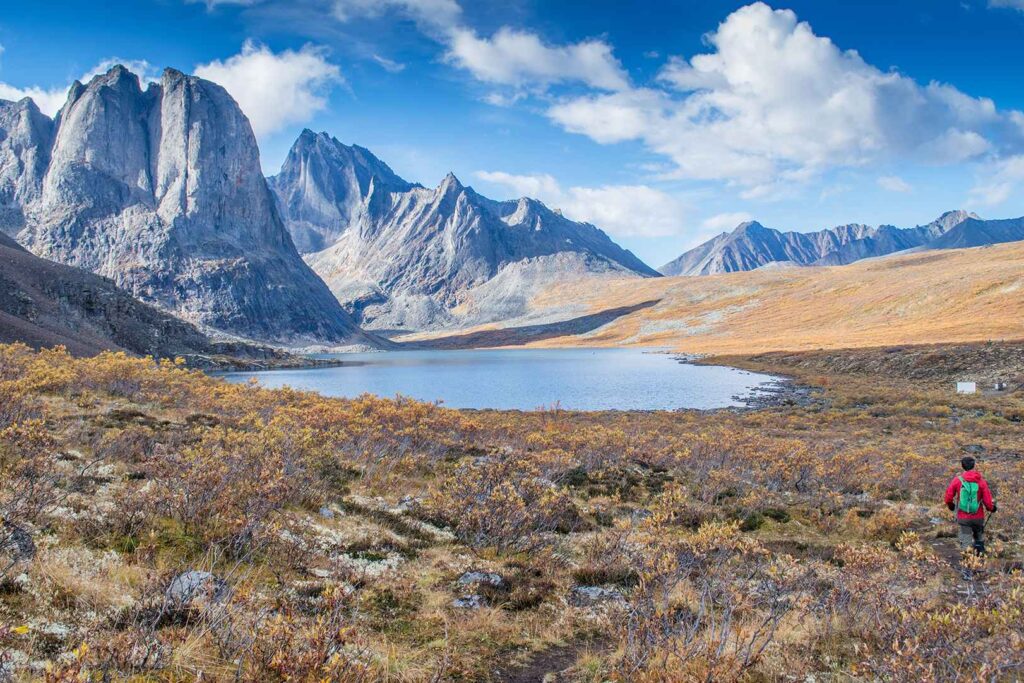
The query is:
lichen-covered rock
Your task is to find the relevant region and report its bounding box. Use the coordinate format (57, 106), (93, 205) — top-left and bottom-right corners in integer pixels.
(0, 520), (35, 565)
(451, 594), (486, 609)
(457, 571), (504, 588)
(569, 586), (625, 607)
(2, 66), (374, 346)
(165, 571), (229, 609)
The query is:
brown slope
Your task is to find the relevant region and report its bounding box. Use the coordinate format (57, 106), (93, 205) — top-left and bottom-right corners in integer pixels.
(0, 231), (274, 361)
(401, 241), (1024, 355)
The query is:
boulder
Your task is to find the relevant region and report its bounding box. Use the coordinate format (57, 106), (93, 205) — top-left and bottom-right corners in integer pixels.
(164, 571), (229, 610)
(569, 586), (625, 607)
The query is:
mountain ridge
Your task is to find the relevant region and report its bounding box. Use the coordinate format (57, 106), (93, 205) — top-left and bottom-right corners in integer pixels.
(270, 131), (659, 330)
(658, 209), (1013, 276)
(0, 65), (376, 347)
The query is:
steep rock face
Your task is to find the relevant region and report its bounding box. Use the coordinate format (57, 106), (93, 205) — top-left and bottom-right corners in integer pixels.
(271, 132), (659, 329)
(0, 230), (276, 361)
(0, 98), (54, 235)
(5, 66), (368, 345)
(269, 130), (416, 253)
(660, 210), (983, 276)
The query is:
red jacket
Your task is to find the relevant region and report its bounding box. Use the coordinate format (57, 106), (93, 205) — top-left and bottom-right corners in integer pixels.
(944, 470), (995, 521)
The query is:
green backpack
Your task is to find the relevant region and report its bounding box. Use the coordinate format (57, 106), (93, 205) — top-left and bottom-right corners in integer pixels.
(958, 476), (980, 515)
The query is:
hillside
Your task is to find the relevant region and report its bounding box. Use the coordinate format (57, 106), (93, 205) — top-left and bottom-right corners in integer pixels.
(0, 231), (290, 366)
(402, 241), (1024, 354)
(1, 341), (1022, 680)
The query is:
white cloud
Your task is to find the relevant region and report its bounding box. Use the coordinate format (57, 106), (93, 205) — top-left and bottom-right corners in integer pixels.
(969, 154), (1024, 206)
(447, 27), (629, 91)
(547, 2), (1024, 192)
(877, 175), (912, 193)
(332, 0), (462, 31)
(989, 0), (1024, 10)
(0, 52), (159, 117)
(702, 212), (752, 232)
(0, 82), (68, 117)
(476, 170), (686, 238)
(195, 40), (342, 138)
(372, 55), (406, 73)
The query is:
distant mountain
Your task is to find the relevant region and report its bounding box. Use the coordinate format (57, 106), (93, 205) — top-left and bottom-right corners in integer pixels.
(660, 210), (990, 276)
(0, 230), (277, 362)
(930, 216), (1024, 250)
(270, 131), (659, 329)
(0, 66), (375, 347)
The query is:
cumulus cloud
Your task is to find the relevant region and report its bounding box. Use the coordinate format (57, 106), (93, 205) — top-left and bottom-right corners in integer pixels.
(877, 175), (912, 193)
(195, 40), (342, 138)
(0, 51), (159, 117)
(969, 154), (1024, 206)
(476, 170), (686, 238)
(547, 2), (1024, 191)
(446, 28), (629, 91)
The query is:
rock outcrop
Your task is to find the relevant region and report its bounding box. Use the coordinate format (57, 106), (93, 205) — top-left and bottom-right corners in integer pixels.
(0, 97), (54, 235)
(1, 66), (372, 346)
(659, 210), (995, 276)
(271, 131), (659, 329)
(0, 230), (287, 362)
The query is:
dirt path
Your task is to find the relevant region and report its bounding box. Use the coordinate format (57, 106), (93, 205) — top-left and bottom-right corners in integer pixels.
(493, 641), (604, 683)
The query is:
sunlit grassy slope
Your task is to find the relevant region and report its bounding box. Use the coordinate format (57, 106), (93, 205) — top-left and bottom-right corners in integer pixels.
(406, 242), (1024, 354)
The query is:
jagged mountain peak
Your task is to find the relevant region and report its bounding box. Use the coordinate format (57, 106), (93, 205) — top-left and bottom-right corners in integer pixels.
(2, 63), (373, 346)
(662, 209), (1023, 277)
(272, 130), (659, 330)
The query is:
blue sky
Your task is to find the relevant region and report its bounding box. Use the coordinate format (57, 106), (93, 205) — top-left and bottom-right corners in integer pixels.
(3, 0), (1024, 266)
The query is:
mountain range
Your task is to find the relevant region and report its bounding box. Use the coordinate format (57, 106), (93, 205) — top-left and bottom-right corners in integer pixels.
(270, 130), (658, 330)
(0, 66), (371, 346)
(3, 63), (1024, 351)
(659, 210), (1024, 276)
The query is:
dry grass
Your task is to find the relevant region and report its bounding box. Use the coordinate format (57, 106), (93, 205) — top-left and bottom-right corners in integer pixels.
(404, 242), (1024, 354)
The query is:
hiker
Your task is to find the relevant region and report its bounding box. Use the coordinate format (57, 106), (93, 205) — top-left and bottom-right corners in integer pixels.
(944, 456), (996, 554)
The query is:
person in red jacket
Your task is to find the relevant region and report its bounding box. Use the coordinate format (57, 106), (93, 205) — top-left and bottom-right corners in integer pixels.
(944, 456), (997, 554)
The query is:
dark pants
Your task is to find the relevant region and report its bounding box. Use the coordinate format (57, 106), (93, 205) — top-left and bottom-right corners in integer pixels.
(958, 519), (985, 552)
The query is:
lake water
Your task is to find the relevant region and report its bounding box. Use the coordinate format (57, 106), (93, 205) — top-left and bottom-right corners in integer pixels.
(220, 349), (780, 411)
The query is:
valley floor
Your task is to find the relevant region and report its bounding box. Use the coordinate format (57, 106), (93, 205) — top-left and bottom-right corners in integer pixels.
(399, 241), (1024, 355)
(0, 342), (1022, 681)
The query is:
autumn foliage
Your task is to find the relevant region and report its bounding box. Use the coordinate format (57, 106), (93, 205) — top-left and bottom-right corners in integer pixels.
(0, 342), (1022, 681)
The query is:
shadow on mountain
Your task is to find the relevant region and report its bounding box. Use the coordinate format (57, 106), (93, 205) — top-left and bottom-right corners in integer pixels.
(401, 300), (660, 350)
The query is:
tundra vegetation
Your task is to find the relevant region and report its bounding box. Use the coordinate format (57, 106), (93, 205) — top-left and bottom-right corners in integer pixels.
(0, 342), (1022, 681)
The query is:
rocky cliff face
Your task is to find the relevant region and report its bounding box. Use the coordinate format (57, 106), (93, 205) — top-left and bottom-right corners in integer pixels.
(1, 66), (372, 346)
(0, 230), (278, 362)
(271, 132), (659, 329)
(660, 210), (989, 276)
(0, 98), (54, 235)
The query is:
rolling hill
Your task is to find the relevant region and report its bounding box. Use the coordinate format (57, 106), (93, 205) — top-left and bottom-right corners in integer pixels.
(401, 241), (1024, 355)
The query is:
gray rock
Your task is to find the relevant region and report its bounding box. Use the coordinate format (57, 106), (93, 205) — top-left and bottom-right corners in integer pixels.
(270, 131), (659, 330)
(0, 98), (53, 236)
(457, 571), (504, 588)
(451, 594), (486, 609)
(569, 586), (625, 607)
(165, 571), (229, 609)
(2, 66), (375, 346)
(658, 210), (1024, 277)
(319, 506), (335, 519)
(0, 520), (35, 564)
